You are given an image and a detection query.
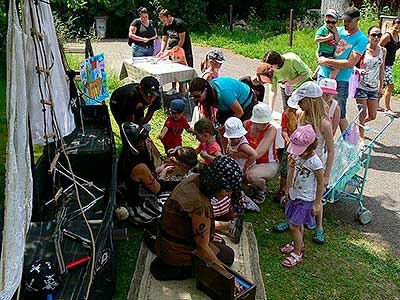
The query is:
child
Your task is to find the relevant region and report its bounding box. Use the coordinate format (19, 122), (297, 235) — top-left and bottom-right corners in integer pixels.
(319, 78), (341, 135)
(155, 39), (187, 96)
(224, 117), (257, 175)
(201, 48), (225, 81)
(313, 9), (340, 79)
(275, 99), (298, 204)
(194, 118), (222, 165)
(280, 124), (324, 268)
(158, 97), (193, 153)
(155, 146), (198, 180)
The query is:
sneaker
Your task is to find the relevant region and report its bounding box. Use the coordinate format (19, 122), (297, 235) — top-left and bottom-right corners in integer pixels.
(273, 220), (290, 233)
(312, 228), (325, 244)
(166, 88), (178, 96)
(241, 193), (260, 213)
(253, 189), (266, 204)
(358, 139), (366, 150)
(229, 215), (244, 244)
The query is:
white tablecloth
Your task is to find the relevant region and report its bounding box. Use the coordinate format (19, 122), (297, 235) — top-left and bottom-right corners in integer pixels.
(119, 58), (198, 86)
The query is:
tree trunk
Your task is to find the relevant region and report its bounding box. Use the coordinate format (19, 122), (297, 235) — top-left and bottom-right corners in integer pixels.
(321, 0), (352, 16)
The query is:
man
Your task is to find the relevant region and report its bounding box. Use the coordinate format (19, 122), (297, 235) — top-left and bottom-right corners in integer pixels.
(158, 9), (193, 68)
(318, 7), (368, 132)
(110, 76), (161, 126)
(263, 50), (312, 111)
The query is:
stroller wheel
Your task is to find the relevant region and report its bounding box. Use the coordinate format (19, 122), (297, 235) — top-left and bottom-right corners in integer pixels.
(355, 209), (372, 225)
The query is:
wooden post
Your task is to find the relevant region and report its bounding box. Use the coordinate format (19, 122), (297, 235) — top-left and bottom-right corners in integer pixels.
(289, 9), (294, 47)
(229, 5), (233, 32)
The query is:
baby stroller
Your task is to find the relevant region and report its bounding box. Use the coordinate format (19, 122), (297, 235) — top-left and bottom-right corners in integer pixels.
(323, 106), (395, 225)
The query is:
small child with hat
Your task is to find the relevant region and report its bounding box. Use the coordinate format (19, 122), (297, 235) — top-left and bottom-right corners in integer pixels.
(319, 78), (341, 135)
(201, 48), (225, 81)
(280, 124), (324, 268)
(158, 97), (194, 153)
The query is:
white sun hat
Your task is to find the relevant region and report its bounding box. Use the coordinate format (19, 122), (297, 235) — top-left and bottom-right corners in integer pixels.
(250, 102), (272, 124)
(224, 117), (247, 138)
(319, 78), (338, 95)
(287, 81), (323, 107)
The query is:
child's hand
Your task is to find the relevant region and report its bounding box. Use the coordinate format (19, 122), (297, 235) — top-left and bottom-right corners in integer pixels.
(200, 150), (208, 158)
(326, 32), (334, 40)
(312, 202), (322, 216)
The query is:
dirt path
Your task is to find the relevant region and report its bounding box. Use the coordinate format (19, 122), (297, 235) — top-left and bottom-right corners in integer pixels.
(67, 39), (400, 255)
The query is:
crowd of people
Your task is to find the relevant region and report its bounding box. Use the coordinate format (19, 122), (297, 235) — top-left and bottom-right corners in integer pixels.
(111, 5), (399, 284)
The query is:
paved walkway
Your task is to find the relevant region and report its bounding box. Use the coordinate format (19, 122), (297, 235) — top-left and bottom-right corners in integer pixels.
(69, 40), (400, 255)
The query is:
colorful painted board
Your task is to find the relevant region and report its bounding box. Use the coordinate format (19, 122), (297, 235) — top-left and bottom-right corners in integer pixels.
(79, 53), (109, 105)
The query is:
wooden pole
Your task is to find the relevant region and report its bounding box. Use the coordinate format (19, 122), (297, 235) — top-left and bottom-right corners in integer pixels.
(289, 9), (294, 47)
(229, 5), (233, 32)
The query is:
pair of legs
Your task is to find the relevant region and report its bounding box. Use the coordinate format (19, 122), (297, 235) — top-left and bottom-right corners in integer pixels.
(246, 162), (279, 203)
(380, 66), (396, 114)
(355, 88), (379, 140)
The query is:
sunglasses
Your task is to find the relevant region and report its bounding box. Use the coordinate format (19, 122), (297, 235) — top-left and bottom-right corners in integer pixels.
(370, 33), (382, 38)
(325, 20), (337, 25)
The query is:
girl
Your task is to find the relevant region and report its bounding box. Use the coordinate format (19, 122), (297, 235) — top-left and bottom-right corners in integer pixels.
(319, 78), (341, 135)
(194, 118), (222, 164)
(201, 49), (225, 81)
(355, 26), (387, 148)
(281, 124), (324, 268)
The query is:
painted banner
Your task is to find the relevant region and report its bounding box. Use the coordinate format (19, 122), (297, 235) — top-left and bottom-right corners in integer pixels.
(79, 53), (109, 105)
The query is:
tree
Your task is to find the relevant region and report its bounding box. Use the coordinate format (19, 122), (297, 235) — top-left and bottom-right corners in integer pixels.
(321, 0), (351, 15)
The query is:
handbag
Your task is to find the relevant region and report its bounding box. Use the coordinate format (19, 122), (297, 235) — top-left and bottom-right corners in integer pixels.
(348, 69), (360, 99)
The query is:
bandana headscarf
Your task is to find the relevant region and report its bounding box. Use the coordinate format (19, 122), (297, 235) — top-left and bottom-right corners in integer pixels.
(202, 156), (242, 191)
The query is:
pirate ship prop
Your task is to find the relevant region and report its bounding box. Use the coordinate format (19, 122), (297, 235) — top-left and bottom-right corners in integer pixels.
(1, 1), (116, 299)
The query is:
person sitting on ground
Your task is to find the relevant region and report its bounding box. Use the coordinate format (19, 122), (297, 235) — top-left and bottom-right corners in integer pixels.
(150, 156), (242, 289)
(158, 97), (194, 153)
(243, 103), (279, 203)
(110, 76), (161, 126)
(239, 62), (274, 103)
(201, 48), (225, 81)
(194, 118), (223, 165)
(319, 78), (341, 135)
(280, 124), (324, 268)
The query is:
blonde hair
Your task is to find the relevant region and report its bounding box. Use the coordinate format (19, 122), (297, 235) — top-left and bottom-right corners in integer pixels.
(200, 55), (210, 73)
(299, 96), (327, 135)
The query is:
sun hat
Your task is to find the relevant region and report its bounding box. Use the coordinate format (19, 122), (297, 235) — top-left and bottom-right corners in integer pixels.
(250, 102), (273, 124)
(140, 76), (160, 97)
(287, 97), (300, 109)
(319, 78), (338, 95)
(325, 9), (339, 19)
(207, 49), (225, 63)
(208, 156), (242, 191)
(170, 97), (186, 112)
(287, 124), (316, 156)
(287, 81), (323, 106)
(223, 117), (247, 139)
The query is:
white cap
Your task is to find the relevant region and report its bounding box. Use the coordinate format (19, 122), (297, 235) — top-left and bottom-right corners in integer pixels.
(319, 78), (338, 95)
(288, 81), (323, 106)
(224, 117), (247, 138)
(250, 103), (272, 124)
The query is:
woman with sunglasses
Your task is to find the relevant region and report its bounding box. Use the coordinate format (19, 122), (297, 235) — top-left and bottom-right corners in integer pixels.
(379, 17), (400, 116)
(355, 26), (387, 148)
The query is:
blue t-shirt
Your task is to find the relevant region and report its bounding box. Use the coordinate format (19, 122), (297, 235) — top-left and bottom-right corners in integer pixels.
(319, 27), (368, 81)
(210, 77), (251, 111)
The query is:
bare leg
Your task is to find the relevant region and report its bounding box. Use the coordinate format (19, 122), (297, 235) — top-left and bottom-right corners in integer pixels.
(365, 98), (378, 123)
(356, 99), (367, 139)
(290, 224), (304, 255)
(315, 205), (323, 231)
(339, 118), (349, 133)
(384, 84), (394, 112)
(178, 82), (186, 97)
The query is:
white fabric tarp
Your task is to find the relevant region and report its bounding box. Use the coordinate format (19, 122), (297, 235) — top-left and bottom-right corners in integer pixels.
(23, 0), (75, 145)
(0, 0), (32, 298)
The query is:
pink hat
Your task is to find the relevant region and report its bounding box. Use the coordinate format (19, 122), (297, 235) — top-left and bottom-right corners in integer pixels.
(287, 124), (316, 155)
(319, 78), (338, 95)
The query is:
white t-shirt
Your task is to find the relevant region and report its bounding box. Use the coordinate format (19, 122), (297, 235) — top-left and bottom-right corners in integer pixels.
(289, 154), (323, 202)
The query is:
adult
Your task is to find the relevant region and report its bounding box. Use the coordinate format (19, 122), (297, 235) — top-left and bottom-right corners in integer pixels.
(189, 77), (257, 126)
(110, 76), (161, 126)
(318, 6), (368, 132)
(263, 50), (312, 111)
(244, 103), (279, 203)
(239, 63), (274, 103)
(379, 16), (400, 116)
(355, 26), (386, 147)
(128, 7), (158, 58)
(158, 9), (193, 67)
(150, 156), (242, 282)
(116, 122), (171, 226)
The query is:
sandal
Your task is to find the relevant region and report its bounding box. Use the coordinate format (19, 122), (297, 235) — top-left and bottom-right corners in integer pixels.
(282, 252), (303, 268)
(312, 228), (325, 245)
(273, 220), (290, 233)
(253, 189), (266, 204)
(377, 107), (385, 112)
(280, 241), (305, 254)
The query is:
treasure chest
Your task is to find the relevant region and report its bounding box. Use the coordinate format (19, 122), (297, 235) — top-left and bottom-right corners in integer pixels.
(192, 250), (256, 300)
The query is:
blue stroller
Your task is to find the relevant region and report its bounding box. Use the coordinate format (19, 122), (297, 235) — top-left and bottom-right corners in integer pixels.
(323, 106), (395, 225)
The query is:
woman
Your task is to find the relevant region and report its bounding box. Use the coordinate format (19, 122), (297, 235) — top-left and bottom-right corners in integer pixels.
(189, 77), (257, 127)
(356, 26), (386, 147)
(150, 156), (242, 282)
(243, 103), (279, 203)
(116, 122), (170, 226)
(128, 7), (158, 58)
(379, 17), (400, 115)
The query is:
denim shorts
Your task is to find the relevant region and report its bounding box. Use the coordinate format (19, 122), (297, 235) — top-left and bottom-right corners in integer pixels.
(132, 44), (154, 58)
(355, 88), (378, 100)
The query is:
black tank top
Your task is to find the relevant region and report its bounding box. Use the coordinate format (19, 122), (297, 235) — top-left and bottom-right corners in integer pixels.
(383, 32), (400, 66)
